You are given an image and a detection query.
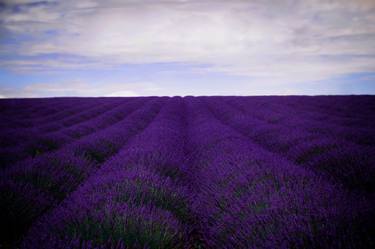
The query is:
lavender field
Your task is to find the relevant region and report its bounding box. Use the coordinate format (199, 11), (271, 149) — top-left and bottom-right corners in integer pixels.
(0, 96), (374, 249)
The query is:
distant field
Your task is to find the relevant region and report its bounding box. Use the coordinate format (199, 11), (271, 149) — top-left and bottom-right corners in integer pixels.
(0, 96), (374, 249)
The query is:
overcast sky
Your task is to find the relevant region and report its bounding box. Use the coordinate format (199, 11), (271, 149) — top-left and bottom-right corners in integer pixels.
(0, 0), (375, 97)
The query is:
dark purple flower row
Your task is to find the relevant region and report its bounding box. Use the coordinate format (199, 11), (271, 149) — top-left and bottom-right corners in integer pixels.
(0, 96), (373, 249)
(225, 97), (375, 145)
(184, 97), (373, 248)
(0, 97), (166, 247)
(204, 97), (375, 194)
(0, 98), (103, 130)
(0, 98), (146, 168)
(21, 97), (196, 249)
(0, 98), (124, 148)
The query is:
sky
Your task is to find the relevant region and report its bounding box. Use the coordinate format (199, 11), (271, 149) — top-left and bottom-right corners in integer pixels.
(0, 0), (374, 97)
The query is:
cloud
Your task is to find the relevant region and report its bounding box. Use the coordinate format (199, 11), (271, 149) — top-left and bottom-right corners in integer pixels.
(0, 80), (161, 97)
(105, 90), (138, 97)
(0, 0), (375, 85)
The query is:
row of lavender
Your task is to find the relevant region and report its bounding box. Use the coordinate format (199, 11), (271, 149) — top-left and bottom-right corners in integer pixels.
(0, 98), (134, 167)
(0, 96), (374, 248)
(204, 97), (375, 194)
(0, 97), (167, 246)
(185, 97), (373, 248)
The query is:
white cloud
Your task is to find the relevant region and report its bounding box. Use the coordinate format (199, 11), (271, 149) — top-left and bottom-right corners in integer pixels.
(0, 80), (161, 98)
(105, 90), (138, 97)
(0, 0), (375, 85)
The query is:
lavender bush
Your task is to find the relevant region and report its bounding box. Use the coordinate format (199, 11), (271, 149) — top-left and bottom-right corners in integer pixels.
(0, 96), (374, 249)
